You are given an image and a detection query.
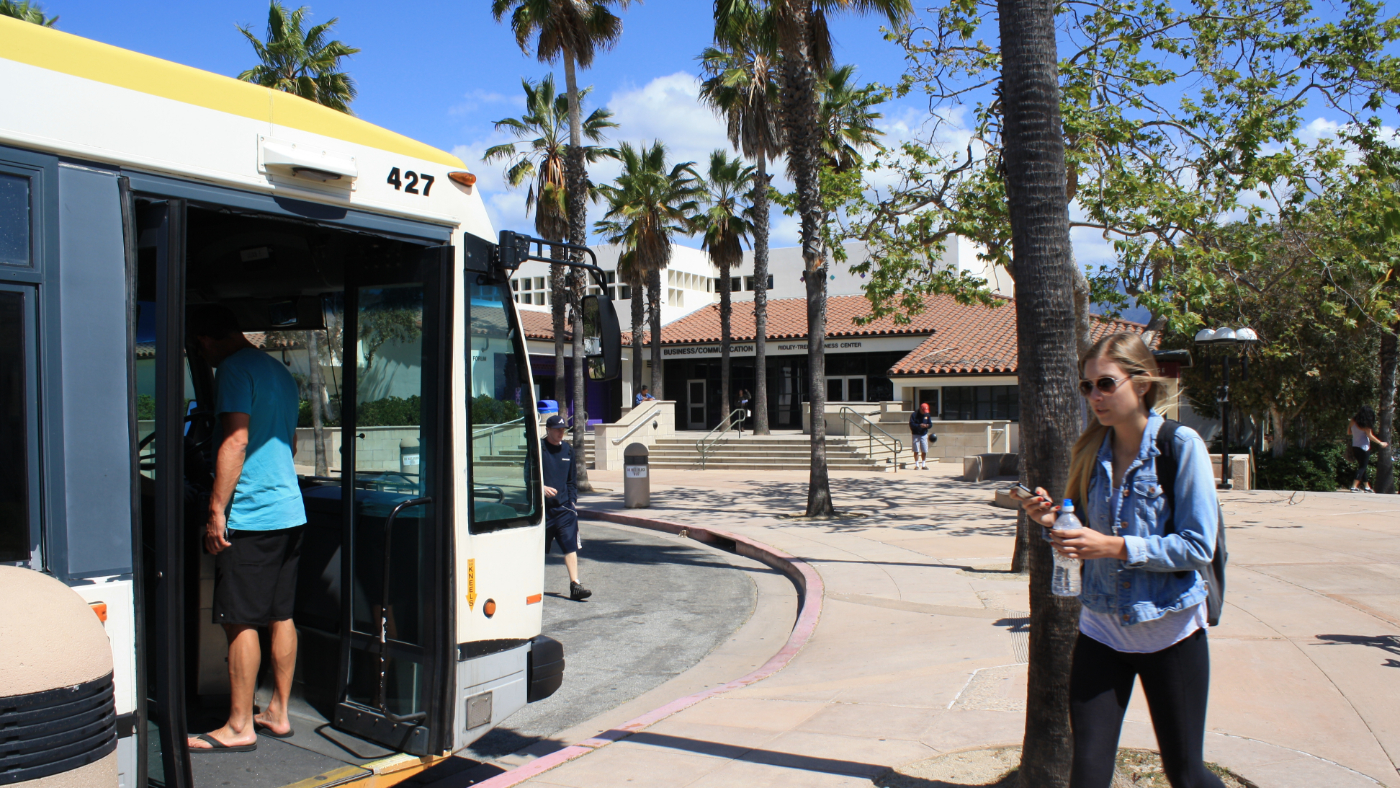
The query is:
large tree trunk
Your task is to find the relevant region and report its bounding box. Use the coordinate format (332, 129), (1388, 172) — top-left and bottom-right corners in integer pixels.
(551, 260), (567, 405)
(307, 329), (328, 476)
(721, 260), (733, 426)
(648, 268), (663, 398)
(753, 159), (771, 435)
(1377, 326), (1398, 494)
(776, 5), (832, 517)
(563, 51), (592, 493)
(999, 0), (1082, 780)
(631, 287), (644, 402)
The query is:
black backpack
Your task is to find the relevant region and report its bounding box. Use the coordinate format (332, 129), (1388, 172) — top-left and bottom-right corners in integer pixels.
(1154, 420), (1227, 626)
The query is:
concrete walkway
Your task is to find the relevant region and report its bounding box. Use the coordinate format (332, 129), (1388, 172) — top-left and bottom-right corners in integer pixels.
(467, 465), (1400, 787)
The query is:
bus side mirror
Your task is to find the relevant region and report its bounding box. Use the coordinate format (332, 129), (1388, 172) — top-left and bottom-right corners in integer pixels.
(581, 294), (621, 381)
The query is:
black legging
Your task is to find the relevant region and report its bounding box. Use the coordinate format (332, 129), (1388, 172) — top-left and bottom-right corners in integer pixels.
(1355, 447), (1372, 483)
(1070, 629), (1226, 788)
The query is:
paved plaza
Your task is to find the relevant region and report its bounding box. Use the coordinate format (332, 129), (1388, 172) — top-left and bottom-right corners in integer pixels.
(443, 462), (1400, 788)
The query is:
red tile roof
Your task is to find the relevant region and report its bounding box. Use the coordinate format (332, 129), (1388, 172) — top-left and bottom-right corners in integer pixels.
(518, 309), (570, 341)
(650, 291), (1149, 376)
(656, 292), (953, 344)
(887, 305), (1152, 375)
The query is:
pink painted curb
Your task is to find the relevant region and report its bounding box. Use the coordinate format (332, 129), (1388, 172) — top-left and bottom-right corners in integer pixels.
(467, 509), (824, 788)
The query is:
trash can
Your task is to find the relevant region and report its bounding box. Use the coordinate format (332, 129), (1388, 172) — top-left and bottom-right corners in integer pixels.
(538, 399), (559, 415)
(400, 437), (420, 476)
(623, 442), (650, 508)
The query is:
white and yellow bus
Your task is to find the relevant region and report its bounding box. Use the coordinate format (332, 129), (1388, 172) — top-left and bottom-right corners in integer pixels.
(0, 15), (618, 788)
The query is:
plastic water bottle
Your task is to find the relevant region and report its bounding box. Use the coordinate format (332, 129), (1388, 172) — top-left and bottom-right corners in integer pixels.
(1052, 499), (1083, 597)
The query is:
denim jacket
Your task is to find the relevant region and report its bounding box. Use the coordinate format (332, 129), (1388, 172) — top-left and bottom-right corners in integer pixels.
(1075, 412), (1219, 626)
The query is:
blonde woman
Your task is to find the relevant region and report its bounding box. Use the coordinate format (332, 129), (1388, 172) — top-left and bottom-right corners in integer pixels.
(1021, 333), (1225, 788)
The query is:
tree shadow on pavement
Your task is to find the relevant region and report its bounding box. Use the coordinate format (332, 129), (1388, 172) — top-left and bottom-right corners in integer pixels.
(626, 476), (1018, 539)
(1315, 634), (1400, 667)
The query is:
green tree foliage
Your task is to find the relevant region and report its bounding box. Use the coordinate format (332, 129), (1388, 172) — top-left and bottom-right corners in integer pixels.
(237, 1), (360, 114)
(470, 394), (523, 426)
(0, 0), (57, 25)
(852, 0), (1400, 331)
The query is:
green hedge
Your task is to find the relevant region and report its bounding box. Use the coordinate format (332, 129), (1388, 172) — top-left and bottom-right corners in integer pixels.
(1254, 442), (1359, 491)
(471, 394), (521, 425)
(297, 395), (421, 428)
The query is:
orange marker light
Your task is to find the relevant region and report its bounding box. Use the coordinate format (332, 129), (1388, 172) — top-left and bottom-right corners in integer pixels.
(448, 172), (477, 187)
(90, 602), (107, 623)
(526, 594), (542, 605)
(483, 599), (497, 618)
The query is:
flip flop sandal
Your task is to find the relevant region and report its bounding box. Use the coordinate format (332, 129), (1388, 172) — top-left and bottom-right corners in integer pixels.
(254, 722), (295, 739)
(190, 733), (257, 753)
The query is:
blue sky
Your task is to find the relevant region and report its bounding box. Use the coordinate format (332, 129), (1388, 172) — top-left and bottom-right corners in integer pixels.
(49, 0), (915, 249)
(44, 0), (1387, 306)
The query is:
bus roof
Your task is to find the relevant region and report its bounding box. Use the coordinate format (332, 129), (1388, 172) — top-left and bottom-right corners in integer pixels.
(0, 16), (464, 169)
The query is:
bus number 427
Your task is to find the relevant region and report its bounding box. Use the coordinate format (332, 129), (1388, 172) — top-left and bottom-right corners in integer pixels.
(387, 167), (434, 196)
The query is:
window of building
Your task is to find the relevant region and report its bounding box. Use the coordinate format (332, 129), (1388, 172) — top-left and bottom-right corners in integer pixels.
(940, 385), (1019, 421)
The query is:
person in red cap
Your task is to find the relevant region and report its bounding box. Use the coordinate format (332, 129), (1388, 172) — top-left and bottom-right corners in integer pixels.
(542, 414), (591, 600)
(910, 402), (935, 470)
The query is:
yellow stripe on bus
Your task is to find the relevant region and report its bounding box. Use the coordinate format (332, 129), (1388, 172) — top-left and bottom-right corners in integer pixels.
(0, 16), (464, 169)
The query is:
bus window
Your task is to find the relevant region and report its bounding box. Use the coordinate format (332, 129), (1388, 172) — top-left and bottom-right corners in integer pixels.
(0, 173), (29, 267)
(0, 289), (32, 562)
(468, 276), (539, 531)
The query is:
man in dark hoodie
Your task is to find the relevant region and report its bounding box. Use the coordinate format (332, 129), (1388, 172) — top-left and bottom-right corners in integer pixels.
(541, 415), (591, 600)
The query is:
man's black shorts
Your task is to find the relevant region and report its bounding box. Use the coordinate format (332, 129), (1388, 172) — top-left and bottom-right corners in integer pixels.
(544, 509), (580, 556)
(213, 525), (305, 626)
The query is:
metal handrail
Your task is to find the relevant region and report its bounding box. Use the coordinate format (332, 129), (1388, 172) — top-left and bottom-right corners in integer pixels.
(472, 415), (526, 457)
(696, 408), (748, 470)
(610, 401), (662, 446)
(839, 407), (903, 472)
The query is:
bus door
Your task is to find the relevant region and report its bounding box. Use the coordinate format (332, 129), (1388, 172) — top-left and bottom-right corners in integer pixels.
(132, 194), (196, 788)
(331, 245), (454, 757)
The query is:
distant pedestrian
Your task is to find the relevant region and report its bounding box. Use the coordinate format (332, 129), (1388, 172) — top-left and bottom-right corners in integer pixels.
(909, 402), (934, 470)
(634, 385), (655, 406)
(1348, 406), (1388, 493)
(738, 388), (752, 433)
(1019, 332), (1225, 788)
(541, 415), (591, 600)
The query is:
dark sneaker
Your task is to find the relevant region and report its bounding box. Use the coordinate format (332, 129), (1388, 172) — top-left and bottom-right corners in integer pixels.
(570, 581), (592, 601)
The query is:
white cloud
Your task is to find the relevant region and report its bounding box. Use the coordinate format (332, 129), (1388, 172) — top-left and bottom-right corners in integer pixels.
(449, 88), (524, 118)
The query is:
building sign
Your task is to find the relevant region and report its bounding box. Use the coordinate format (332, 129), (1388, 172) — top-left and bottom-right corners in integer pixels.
(661, 335), (921, 359)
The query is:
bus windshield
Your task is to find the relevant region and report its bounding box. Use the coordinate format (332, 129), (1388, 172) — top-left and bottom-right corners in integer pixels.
(468, 275), (540, 531)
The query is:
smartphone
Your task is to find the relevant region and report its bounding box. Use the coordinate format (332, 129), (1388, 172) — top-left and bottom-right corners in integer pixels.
(1009, 483), (1036, 500)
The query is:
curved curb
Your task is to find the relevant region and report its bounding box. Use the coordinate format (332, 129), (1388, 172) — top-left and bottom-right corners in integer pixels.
(470, 509), (824, 788)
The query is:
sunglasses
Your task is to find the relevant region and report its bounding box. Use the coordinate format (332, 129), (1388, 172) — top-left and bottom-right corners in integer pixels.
(1079, 375), (1131, 396)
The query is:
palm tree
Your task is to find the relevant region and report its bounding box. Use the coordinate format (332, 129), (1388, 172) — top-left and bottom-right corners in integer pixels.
(0, 0), (57, 25)
(237, 2), (359, 114)
(995, 0), (1081, 781)
(816, 64), (884, 174)
(697, 150), (755, 425)
(614, 248), (647, 398)
(493, 0), (632, 491)
(483, 76), (617, 409)
(716, 0), (910, 517)
(595, 141), (701, 400)
(700, 11), (783, 435)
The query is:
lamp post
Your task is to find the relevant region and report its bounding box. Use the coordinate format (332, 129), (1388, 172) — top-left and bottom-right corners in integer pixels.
(1192, 326), (1259, 489)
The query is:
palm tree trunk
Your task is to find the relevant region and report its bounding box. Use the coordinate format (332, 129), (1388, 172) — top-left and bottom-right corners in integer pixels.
(307, 329), (328, 476)
(999, 0), (1082, 779)
(776, 5), (832, 517)
(721, 261), (733, 426)
(631, 288), (644, 402)
(551, 260), (568, 405)
(648, 268), (663, 398)
(563, 50), (592, 492)
(753, 159), (771, 435)
(1377, 325), (1398, 494)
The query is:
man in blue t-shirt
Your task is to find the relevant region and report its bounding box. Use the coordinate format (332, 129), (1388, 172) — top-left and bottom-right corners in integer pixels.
(186, 305), (306, 754)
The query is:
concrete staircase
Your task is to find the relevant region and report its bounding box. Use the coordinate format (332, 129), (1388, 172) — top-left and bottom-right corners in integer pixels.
(644, 434), (893, 472)
(477, 439), (594, 468)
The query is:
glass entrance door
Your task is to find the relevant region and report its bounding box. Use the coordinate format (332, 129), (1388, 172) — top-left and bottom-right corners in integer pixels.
(332, 246), (452, 757)
(687, 379), (707, 429)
